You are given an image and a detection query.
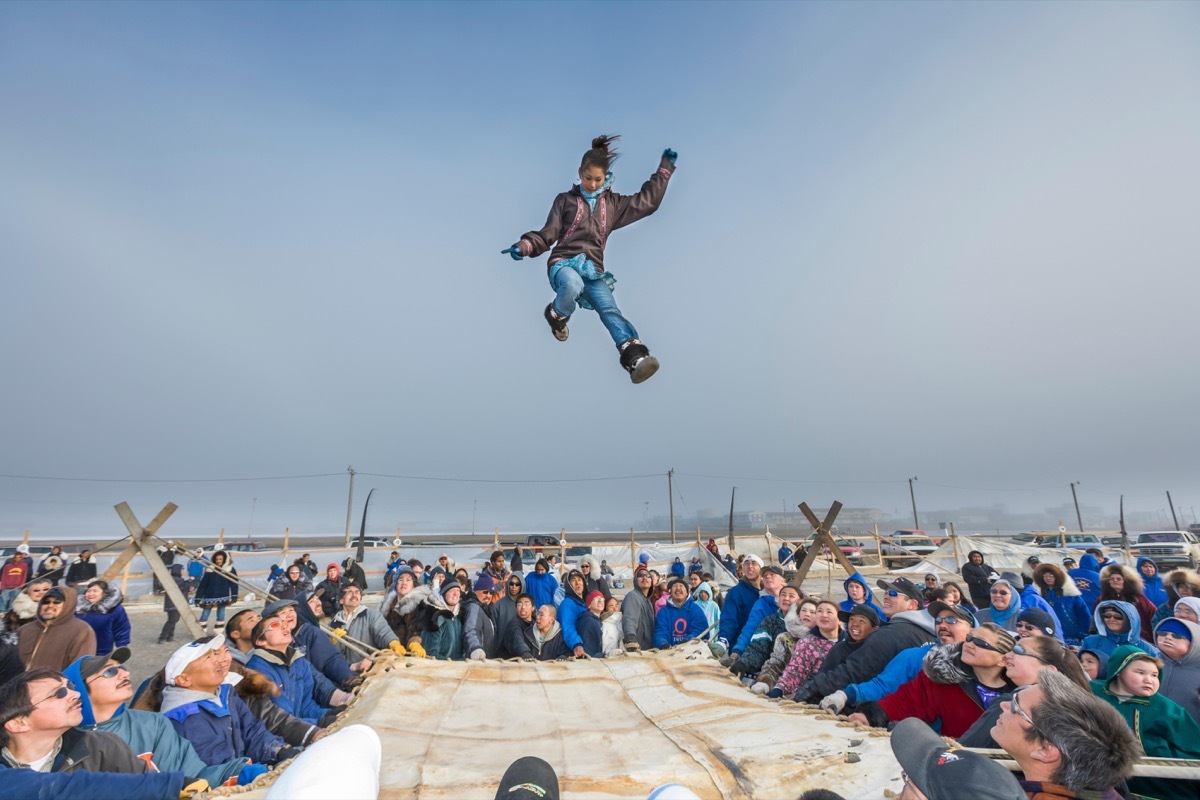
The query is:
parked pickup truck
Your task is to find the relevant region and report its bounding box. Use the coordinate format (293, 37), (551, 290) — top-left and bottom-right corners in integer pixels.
(1128, 531), (1200, 570)
(1037, 533), (1106, 550)
(879, 530), (938, 567)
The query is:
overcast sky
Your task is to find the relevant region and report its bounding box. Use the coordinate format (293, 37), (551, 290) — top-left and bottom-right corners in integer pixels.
(2, 1), (1198, 541)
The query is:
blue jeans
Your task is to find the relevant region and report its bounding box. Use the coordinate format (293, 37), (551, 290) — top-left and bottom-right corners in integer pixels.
(0, 588), (18, 613)
(552, 269), (638, 346)
(199, 605), (226, 622)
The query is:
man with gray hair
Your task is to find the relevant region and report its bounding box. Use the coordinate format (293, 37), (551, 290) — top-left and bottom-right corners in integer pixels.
(990, 669), (1140, 800)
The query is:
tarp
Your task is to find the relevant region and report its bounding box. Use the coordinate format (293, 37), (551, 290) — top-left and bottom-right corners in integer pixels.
(215, 641), (903, 799)
(893, 535), (1123, 576)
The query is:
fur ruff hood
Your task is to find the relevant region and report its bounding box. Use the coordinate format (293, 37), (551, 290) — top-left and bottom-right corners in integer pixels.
(76, 584), (124, 614)
(1032, 563), (1082, 597)
(131, 660), (280, 713)
(381, 584), (433, 618)
(1165, 569), (1200, 603)
(1099, 564), (1144, 595)
(922, 641), (972, 685)
(784, 603), (810, 639)
(578, 554), (603, 576)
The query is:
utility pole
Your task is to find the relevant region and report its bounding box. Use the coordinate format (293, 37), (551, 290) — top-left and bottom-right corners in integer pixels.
(248, 497), (257, 539)
(343, 466), (356, 547)
(728, 486), (737, 541)
(1070, 482), (1083, 532)
(1167, 491), (1180, 530)
(472, 499), (477, 536)
(908, 476), (920, 529)
(668, 469), (676, 545)
(643, 501), (650, 535)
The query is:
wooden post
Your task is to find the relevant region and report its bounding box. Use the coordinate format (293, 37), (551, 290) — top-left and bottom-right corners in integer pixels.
(873, 523), (882, 569)
(119, 561), (132, 596)
(763, 525), (771, 563)
(281, 527), (291, 565)
(792, 502), (855, 584)
(21, 530), (30, 545)
(630, 528), (637, 572)
(218, 528), (225, 545)
(493, 528), (500, 551)
(950, 522), (962, 571)
(1058, 523), (1066, 549)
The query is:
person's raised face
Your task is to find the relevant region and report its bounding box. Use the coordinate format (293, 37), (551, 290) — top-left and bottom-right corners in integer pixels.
(516, 597), (534, 622)
(179, 647), (229, 693)
(689, 573), (701, 590)
(506, 577), (522, 598)
(39, 594), (64, 620)
(882, 587), (917, 615)
(327, 567), (338, 580)
(18, 677), (83, 733)
(443, 586), (461, 607)
(579, 164), (606, 193)
(777, 587), (800, 614)
(259, 616), (294, 650)
(762, 571), (784, 595)
(84, 584), (104, 604)
(1101, 607), (1128, 633)
(233, 611), (261, 645)
(1042, 571), (1057, 587)
(1177, 581), (1195, 598)
(670, 582), (689, 604)
(340, 586), (362, 612)
(742, 560), (761, 582)
(847, 614), (874, 642)
(1016, 620), (1049, 639)
(846, 582), (865, 603)
(1139, 561), (1157, 578)
(989, 584), (1012, 611)
(535, 562), (546, 575)
(306, 595), (324, 618)
(25, 582), (50, 603)
(636, 571), (652, 592)
(934, 612), (970, 644)
(962, 627), (1005, 668)
(569, 575), (585, 595)
(1004, 644), (1049, 687)
(1115, 659), (1160, 697)
(1176, 604), (1199, 623)
(287, 566), (301, 581)
(588, 594), (605, 614)
(605, 597), (619, 614)
(943, 585), (961, 605)
(815, 602), (840, 633)
(535, 605), (555, 631)
(799, 602), (817, 627)
(991, 685), (1045, 756)
(396, 572), (417, 596)
(276, 605), (298, 632)
(924, 575), (938, 587)
(1108, 572), (1125, 592)
(85, 659), (133, 708)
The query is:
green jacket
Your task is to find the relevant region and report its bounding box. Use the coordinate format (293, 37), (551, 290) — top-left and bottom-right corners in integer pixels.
(421, 599), (463, 661)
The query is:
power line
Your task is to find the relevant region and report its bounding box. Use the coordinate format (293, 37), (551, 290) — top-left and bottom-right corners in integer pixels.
(675, 473), (904, 485)
(0, 472), (345, 484)
(357, 471), (663, 484)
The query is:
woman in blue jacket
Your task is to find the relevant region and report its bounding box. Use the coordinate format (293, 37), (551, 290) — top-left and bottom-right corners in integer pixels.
(1032, 562), (1091, 645)
(75, 580), (131, 657)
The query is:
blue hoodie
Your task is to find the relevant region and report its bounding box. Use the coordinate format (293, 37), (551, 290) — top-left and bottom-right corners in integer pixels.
(64, 657), (247, 787)
(1136, 558), (1168, 606)
(654, 597), (710, 648)
(1070, 556), (1103, 609)
(1079, 600), (1160, 658)
(733, 594), (778, 654)
(839, 573), (886, 622)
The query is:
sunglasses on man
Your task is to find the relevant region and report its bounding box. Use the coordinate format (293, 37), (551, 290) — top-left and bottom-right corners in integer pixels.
(33, 681), (76, 707)
(88, 664), (130, 682)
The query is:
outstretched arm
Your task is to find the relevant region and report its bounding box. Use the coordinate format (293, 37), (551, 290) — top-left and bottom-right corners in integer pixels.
(509, 194), (569, 259)
(609, 151), (677, 231)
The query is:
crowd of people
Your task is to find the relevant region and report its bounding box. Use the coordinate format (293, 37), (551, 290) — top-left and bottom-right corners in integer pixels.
(0, 540), (1197, 799)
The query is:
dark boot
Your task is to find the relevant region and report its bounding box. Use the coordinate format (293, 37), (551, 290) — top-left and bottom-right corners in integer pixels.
(544, 304), (569, 342)
(618, 339), (660, 384)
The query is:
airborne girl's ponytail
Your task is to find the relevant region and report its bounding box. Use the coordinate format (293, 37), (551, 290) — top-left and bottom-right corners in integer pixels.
(580, 134), (621, 172)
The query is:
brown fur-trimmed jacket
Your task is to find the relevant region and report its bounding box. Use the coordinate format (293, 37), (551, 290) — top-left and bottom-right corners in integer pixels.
(380, 584), (433, 648)
(133, 660), (319, 746)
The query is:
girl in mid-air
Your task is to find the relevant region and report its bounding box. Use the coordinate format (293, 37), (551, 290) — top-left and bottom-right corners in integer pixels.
(503, 135), (677, 383)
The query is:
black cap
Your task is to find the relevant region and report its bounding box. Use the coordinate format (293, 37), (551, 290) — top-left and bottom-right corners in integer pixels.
(890, 718), (1025, 800)
(837, 603), (881, 627)
(927, 601), (978, 627)
(761, 564), (785, 578)
(1017, 608), (1056, 637)
(877, 577), (924, 606)
(78, 647), (131, 682)
(494, 756), (560, 800)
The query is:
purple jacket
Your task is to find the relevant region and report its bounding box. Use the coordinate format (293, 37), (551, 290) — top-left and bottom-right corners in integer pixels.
(519, 155), (676, 273)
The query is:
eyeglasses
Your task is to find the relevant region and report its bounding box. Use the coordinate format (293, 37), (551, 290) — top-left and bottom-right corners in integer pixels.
(886, 589), (901, 597)
(1157, 631), (1186, 641)
(33, 681), (76, 707)
(1010, 643), (1050, 663)
(965, 633), (1003, 653)
(89, 664), (129, 682)
(934, 616), (964, 626)
(1007, 685), (1037, 728)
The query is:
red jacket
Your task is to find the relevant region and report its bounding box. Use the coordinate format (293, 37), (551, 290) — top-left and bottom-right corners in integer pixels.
(877, 644), (1014, 739)
(1, 557), (30, 590)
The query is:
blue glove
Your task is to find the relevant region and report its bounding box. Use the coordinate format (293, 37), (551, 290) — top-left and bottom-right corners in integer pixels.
(238, 763), (269, 785)
(501, 245), (523, 261)
(766, 687), (783, 699)
(662, 148), (677, 165)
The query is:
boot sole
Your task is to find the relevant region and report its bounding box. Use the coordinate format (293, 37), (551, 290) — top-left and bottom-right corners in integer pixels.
(630, 356), (660, 384)
(552, 328), (569, 342)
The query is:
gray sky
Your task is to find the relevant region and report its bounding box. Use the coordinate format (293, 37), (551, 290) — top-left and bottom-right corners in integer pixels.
(2, 2), (1198, 541)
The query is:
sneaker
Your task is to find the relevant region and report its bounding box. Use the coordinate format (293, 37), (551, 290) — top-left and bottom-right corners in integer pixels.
(544, 304), (569, 342)
(618, 339), (660, 384)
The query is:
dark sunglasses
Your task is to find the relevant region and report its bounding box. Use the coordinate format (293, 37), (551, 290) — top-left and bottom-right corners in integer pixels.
(965, 633), (1003, 652)
(507, 581), (521, 587)
(33, 681), (76, 707)
(1010, 643), (1050, 663)
(40, 597), (64, 605)
(934, 616), (964, 626)
(1100, 612), (1125, 620)
(89, 664), (129, 682)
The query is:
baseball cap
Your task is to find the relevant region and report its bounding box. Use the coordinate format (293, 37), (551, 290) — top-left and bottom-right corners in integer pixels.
(927, 601), (978, 627)
(78, 647), (132, 682)
(1017, 608), (1056, 637)
(262, 597), (299, 619)
(877, 577), (924, 605)
(761, 564), (785, 578)
(743, 554), (764, 567)
(494, 755), (560, 800)
(890, 717), (1026, 800)
(166, 635), (226, 686)
(838, 603), (881, 627)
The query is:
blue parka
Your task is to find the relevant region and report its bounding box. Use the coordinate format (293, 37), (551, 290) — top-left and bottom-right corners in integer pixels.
(733, 594), (777, 655)
(245, 647), (338, 725)
(1031, 563), (1091, 645)
(654, 597), (710, 648)
(558, 587), (588, 651)
(523, 569), (559, 610)
(844, 642), (934, 705)
(1079, 600), (1160, 658)
(0, 768), (185, 800)
(1069, 555), (1103, 609)
(839, 573), (887, 622)
(717, 577), (763, 651)
(160, 683), (284, 765)
(1136, 558), (1168, 606)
